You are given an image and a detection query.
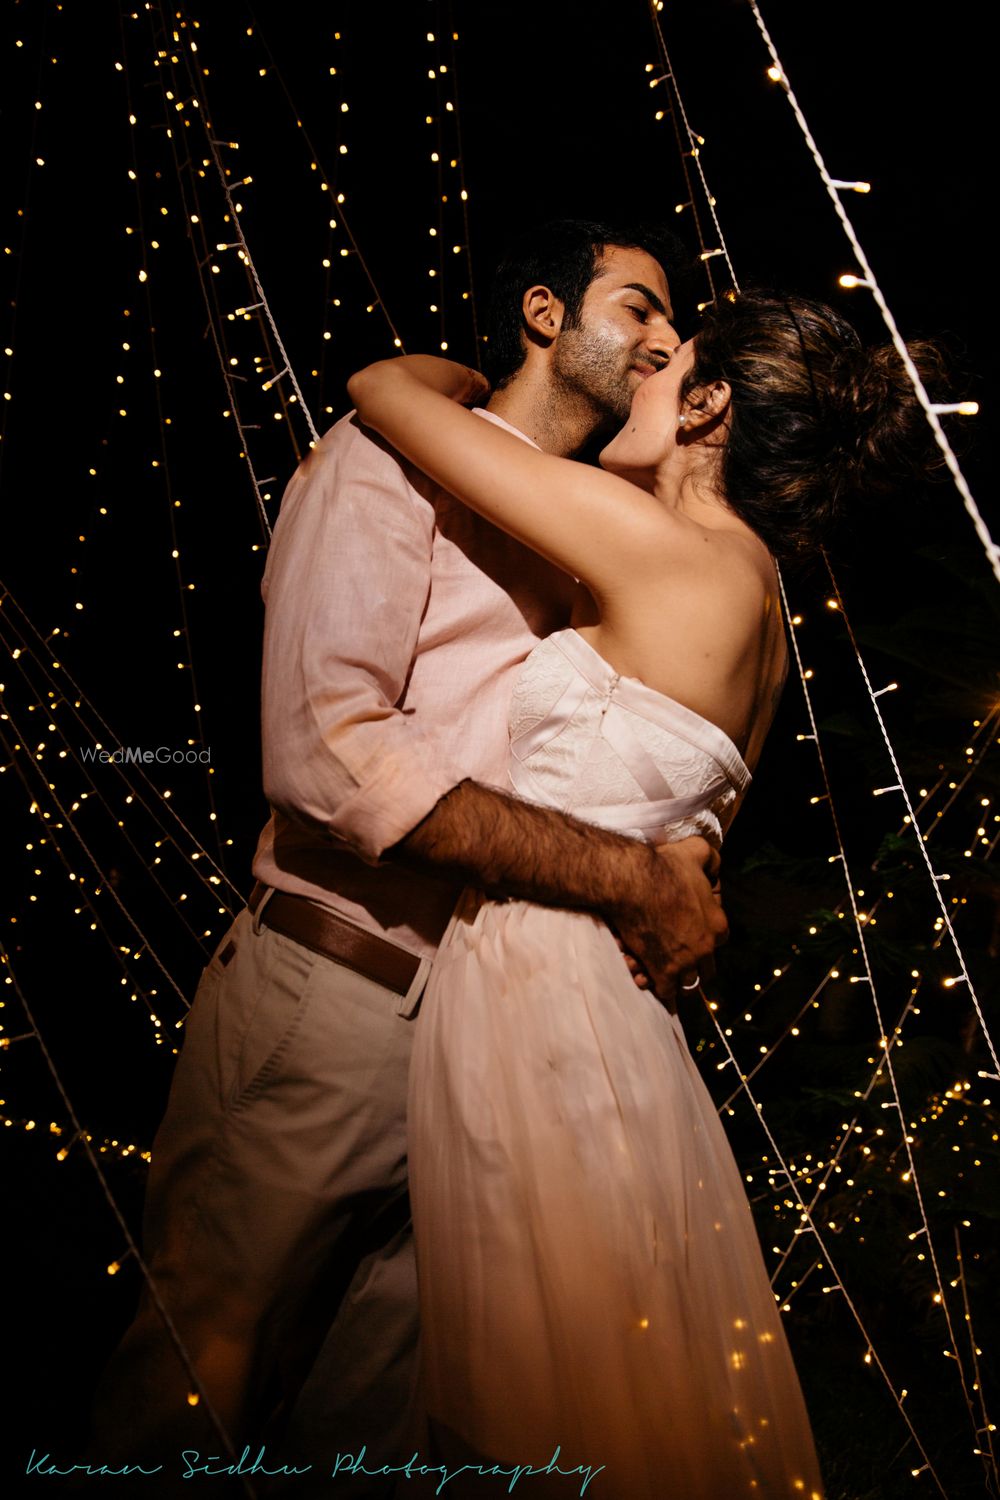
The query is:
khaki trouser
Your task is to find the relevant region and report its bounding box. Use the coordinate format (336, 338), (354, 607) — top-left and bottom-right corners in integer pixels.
(88, 899), (430, 1497)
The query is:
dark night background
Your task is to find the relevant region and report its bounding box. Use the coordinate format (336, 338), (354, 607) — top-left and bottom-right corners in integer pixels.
(1, 2), (997, 1497)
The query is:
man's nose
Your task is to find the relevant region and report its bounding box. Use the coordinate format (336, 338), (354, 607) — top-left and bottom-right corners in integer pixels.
(642, 314), (681, 366)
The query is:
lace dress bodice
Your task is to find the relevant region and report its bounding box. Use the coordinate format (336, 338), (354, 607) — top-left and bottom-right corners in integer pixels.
(507, 629), (751, 846)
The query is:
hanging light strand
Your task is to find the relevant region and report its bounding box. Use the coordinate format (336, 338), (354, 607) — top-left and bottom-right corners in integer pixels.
(148, 8), (308, 479)
(0, 938), (253, 1493)
(823, 561), (999, 1078)
(771, 568), (984, 1432)
(953, 1228), (999, 1475)
(242, 12), (406, 354)
(116, 12), (227, 860)
(442, 4), (481, 363)
(721, 703), (998, 1085)
(149, 7), (319, 448)
(703, 994), (950, 1499)
(745, 0), (998, 585)
(0, 634), (231, 964)
(0, 692), (192, 1015)
(647, 3), (738, 293)
(0, 579), (244, 912)
(649, 22), (992, 1469)
(0, 5), (56, 488)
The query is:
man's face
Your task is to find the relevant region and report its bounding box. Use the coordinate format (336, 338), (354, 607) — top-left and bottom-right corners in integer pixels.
(550, 245), (680, 425)
(599, 338), (697, 477)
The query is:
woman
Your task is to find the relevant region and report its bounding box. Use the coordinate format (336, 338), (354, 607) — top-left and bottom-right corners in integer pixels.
(348, 293), (930, 1499)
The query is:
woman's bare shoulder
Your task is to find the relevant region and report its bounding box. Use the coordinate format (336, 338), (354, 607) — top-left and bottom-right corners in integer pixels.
(649, 512), (779, 606)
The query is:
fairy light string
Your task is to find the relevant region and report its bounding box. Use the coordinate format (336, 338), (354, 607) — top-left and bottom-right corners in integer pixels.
(0, 5), (58, 486)
(5, 10), (375, 1429)
(823, 561), (999, 1078)
(716, 704), (998, 1093)
(0, 747), (225, 983)
(703, 994), (950, 1500)
(954, 1228), (999, 1473)
(0, 937), (256, 1498)
(0, 660), (224, 979)
(763, 974), (957, 1284)
(309, 21), (353, 407)
(258, 20), (368, 414)
(648, 16), (994, 1469)
(759, 1079), (999, 1492)
(156, 8), (319, 449)
(148, 12), (308, 471)
(135, 10), (298, 538)
(777, 569), (988, 1441)
(759, 1081), (998, 1487)
(646, 0), (737, 296)
(139, 3), (399, 537)
(0, 579), (243, 910)
(0, 590), (241, 1032)
(116, 10), (226, 867)
(143, 6), (314, 474)
(0, 797), (169, 1045)
(744, 0), (999, 586)
(423, 5), (478, 359)
(726, 937), (978, 1253)
(655, 0), (992, 1161)
(646, 58), (716, 305)
(0, 688), (192, 1018)
(424, 24), (449, 354)
(932, 712), (1000, 834)
(62, 301), (156, 604)
(441, 4), (481, 364)
(244, 8), (407, 355)
(0, 1108), (151, 1169)
(655, 0), (995, 1229)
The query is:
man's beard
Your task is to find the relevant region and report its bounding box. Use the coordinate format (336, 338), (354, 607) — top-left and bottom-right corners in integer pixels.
(550, 324), (636, 426)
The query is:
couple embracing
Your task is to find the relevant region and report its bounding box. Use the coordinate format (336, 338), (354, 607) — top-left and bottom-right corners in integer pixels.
(95, 219), (928, 1497)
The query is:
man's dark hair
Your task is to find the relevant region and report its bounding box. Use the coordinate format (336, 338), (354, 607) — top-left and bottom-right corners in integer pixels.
(483, 219), (687, 389)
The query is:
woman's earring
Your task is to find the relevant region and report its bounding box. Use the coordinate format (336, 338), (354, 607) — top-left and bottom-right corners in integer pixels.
(677, 413), (688, 429)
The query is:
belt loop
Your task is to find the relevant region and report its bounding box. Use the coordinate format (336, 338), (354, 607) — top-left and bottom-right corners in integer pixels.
(251, 884), (277, 936)
(397, 954), (432, 1020)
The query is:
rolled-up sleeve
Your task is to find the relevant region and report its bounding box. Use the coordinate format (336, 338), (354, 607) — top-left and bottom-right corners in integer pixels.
(260, 414), (466, 862)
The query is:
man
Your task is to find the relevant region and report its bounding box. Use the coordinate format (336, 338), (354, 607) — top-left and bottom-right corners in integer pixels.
(90, 220), (726, 1488)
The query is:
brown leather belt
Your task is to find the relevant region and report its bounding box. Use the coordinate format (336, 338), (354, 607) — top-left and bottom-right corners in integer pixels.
(248, 881), (420, 997)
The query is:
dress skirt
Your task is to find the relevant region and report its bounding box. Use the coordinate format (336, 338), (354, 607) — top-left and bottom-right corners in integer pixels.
(408, 891), (824, 1500)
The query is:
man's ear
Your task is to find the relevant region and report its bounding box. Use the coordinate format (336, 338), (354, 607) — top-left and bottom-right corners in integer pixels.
(522, 284), (565, 346)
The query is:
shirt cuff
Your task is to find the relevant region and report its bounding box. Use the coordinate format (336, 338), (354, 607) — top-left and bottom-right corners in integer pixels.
(328, 748), (467, 864)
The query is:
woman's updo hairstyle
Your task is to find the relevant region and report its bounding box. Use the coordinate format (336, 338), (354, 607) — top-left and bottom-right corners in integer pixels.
(681, 291), (941, 561)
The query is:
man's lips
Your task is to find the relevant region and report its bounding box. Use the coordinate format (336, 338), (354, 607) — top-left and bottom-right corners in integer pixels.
(630, 364), (657, 380)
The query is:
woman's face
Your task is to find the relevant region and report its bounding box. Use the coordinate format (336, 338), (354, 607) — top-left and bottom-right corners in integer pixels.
(598, 339), (696, 480)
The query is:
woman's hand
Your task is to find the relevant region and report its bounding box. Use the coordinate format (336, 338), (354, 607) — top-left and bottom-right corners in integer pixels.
(348, 355), (489, 415)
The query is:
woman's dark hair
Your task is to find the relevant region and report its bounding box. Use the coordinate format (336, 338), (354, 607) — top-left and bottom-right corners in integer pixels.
(484, 218), (686, 389)
(682, 291), (941, 561)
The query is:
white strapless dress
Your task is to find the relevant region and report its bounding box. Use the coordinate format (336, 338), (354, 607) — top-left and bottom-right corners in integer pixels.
(408, 630), (824, 1499)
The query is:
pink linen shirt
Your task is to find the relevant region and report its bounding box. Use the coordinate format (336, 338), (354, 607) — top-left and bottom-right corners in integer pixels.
(252, 408), (576, 960)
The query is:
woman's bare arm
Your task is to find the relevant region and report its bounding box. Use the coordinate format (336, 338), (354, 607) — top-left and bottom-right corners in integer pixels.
(347, 355), (673, 599)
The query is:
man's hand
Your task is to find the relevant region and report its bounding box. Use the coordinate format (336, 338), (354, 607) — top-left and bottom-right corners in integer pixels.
(396, 784), (726, 1010)
(609, 836), (727, 1009)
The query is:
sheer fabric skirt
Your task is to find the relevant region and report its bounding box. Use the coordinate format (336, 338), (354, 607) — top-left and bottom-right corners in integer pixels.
(408, 892), (824, 1499)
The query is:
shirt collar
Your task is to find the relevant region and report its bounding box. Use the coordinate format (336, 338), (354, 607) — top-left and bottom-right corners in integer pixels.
(471, 407), (541, 450)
